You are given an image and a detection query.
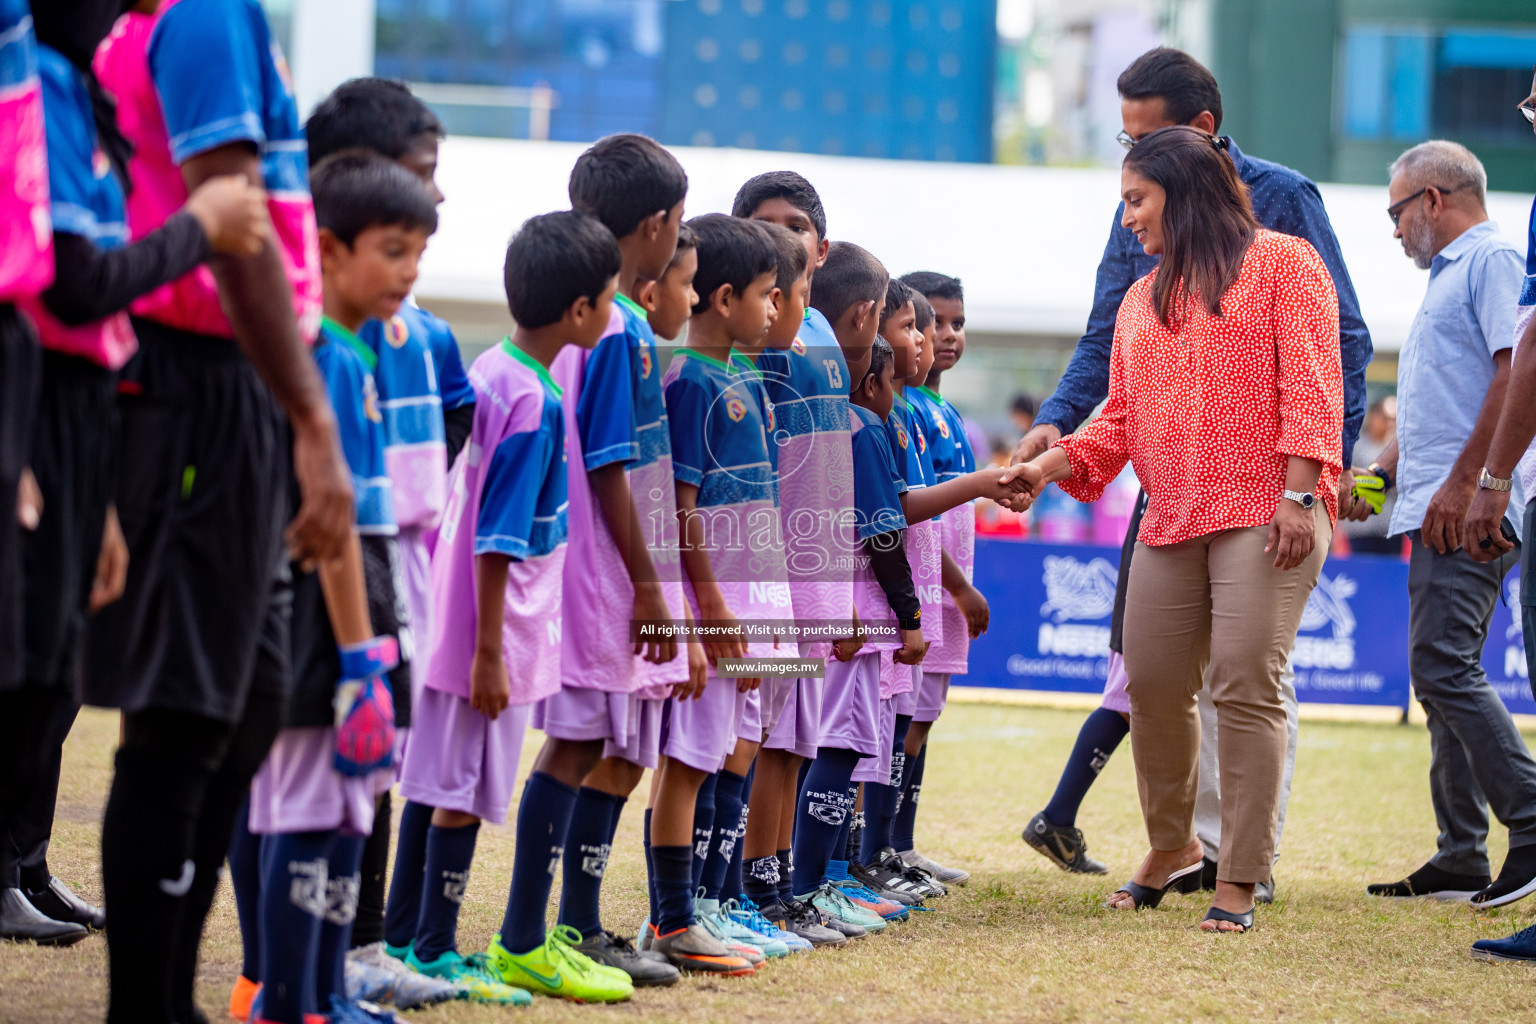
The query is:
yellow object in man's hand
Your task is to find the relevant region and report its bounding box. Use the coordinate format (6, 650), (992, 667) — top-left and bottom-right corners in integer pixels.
(1351, 472), (1387, 515)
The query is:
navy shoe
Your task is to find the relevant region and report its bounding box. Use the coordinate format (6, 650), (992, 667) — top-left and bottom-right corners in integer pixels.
(1471, 921), (1536, 963)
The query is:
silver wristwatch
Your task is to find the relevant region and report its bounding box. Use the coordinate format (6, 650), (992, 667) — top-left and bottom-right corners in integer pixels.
(1282, 489), (1316, 510)
(1478, 468), (1513, 492)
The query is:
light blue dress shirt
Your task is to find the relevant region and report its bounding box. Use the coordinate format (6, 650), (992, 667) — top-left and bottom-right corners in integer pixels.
(1391, 221), (1526, 539)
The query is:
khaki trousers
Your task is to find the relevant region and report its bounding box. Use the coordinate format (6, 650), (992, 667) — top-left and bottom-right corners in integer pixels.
(1121, 520), (1328, 884)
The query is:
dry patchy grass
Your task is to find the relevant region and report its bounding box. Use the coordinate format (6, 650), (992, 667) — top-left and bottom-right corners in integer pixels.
(3, 703), (1535, 1023)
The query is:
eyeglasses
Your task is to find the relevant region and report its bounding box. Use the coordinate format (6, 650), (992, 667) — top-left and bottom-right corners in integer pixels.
(1521, 101), (1536, 125)
(1117, 128), (1229, 152)
(1387, 186), (1458, 227)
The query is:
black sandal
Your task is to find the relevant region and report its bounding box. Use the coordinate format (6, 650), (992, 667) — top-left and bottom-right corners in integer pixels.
(1201, 905), (1255, 933)
(1106, 860), (1204, 910)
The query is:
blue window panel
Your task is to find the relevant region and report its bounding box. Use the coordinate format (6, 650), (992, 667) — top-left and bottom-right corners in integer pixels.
(1440, 30), (1536, 70)
(1387, 32), (1431, 139)
(1341, 28), (1386, 138)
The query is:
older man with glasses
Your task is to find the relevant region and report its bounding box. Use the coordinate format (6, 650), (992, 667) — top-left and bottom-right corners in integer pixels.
(1455, 65), (1536, 965)
(1363, 137), (1536, 919)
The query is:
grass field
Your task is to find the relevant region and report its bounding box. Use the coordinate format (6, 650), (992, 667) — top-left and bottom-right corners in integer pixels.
(5, 701), (1536, 1023)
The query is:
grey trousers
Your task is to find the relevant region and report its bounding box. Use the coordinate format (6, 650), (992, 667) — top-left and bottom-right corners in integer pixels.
(1408, 535), (1536, 874)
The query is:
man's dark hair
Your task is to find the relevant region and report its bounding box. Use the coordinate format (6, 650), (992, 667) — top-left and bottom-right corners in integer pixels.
(305, 78), (444, 166)
(665, 221), (698, 271)
(569, 133), (689, 240)
(762, 221), (809, 292)
(899, 270), (963, 303)
(503, 211), (621, 329)
(911, 291), (934, 333)
(311, 150), (438, 246)
(862, 335), (895, 392)
(687, 214), (778, 315)
(1117, 47), (1223, 132)
(809, 241), (888, 325)
(880, 277), (914, 330)
(731, 170), (827, 241)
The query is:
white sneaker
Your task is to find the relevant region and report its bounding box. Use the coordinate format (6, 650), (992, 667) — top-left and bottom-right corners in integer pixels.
(900, 849), (970, 886)
(347, 941), (458, 1008)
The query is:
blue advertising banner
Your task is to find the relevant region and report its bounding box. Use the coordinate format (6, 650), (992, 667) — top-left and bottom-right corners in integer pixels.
(968, 538), (1531, 716)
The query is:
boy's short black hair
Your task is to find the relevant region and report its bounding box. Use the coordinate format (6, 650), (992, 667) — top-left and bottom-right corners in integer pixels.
(809, 241), (888, 325)
(569, 133), (688, 240)
(687, 214), (778, 315)
(311, 150), (438, 247)
(911, 291), (934, 333)
(899, 270), (963, 303)
(731, 170), (827, 241)
(503, 211), (621, 329)
(1117, 47), (1223, 132)
(880, 277), (914, 330)
(1010, 392), (1038, 420)
(305, 78), (444, 166)
(863, 335), (895, 391)
(664, 221), (698, 271)
(762, 221), (809, 292)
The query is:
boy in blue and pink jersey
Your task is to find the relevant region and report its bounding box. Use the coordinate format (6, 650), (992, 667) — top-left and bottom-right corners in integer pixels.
(534, 134), (690, 986)
(646, 213), (789, 974)
(241, 152), (429, 1024)
(89, 4), (355, 1022)
(896, 272), (989, 888)
(395, 211), (626, 1005)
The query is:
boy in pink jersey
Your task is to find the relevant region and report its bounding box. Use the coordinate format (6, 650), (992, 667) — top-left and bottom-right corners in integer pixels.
(537, 134), (690, 986)
(88, 5), (353, 1022)
(395, 211), (629, 1004)
(896, 272), (989, 888)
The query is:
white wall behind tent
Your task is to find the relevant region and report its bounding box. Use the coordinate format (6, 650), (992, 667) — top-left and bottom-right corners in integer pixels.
(416, 135), (1532, 355)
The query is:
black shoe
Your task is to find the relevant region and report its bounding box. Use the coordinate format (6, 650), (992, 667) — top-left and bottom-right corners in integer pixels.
(851, 855), (925, 905)
(25, 876), (105, 931)
(1254, 877), (1276, 905)
(1197, 856), (1218, 892)
(575, 929), (680, 987)
(1022, 812), (1108, 874)
(0, 888), (89, 946)
(1472, 844), (1536, 909)
(1201, 904), (1254, 933)
(1106, 860), (1204, 910)
(894, 854), (948, 898)
(1367, 861), (1490, 901)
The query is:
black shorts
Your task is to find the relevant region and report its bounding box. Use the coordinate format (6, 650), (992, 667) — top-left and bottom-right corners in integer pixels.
(1108, 489), (1148, 655)
(22, 351), (118, 689)
(0, 307), (40, 693)
(80, 319), (290, 724)
(288, 533), (412, 730)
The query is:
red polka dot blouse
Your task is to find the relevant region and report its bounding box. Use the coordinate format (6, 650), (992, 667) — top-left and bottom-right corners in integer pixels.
(1056, 229), (1344, 546)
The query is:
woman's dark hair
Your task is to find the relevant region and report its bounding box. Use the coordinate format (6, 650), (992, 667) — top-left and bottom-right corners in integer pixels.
(503, 211), (621, 328)
(1122, 126), (1257, 329)
(686, 214), (778, 315)
(1117, 48), (1223, 132)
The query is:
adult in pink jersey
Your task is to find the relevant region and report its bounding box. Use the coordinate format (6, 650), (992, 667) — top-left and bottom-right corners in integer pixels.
(86, 3), (351, 1022)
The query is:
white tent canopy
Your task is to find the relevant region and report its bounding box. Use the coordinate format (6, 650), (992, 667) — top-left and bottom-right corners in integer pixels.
(419, 136), (1533, 353)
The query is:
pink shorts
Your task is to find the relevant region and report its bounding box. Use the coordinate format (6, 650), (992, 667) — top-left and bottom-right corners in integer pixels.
(763, 677), (822, 759)
(852, 697), (898, 785)
(249, 727), (389, 836)
(914, 672), (951, 723)
(819, 652), (881, 757)
(398, 688), (530, 825)
(737, 687), (763, 742)
(760, 677), (797, 737)
(533, 685), (632, 745)
(1099, 651), (1130, 715)
(661, 675), (750, 773)
(602, 695), (665, 769)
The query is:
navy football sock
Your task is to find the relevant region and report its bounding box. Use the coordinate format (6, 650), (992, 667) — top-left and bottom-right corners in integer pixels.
(413, 821), (478, 963)
(500, 772), (578, 955)
(1041, 707), (1129, 828)
(690, 773), (718, 893)
(701, 770), (746, 901)
(775, 849), (794, 906)
(891, 743), (926, 853)
(259, 831), (331, 1024)
(228, 799), (263, 982)
(643, 808), (658, 925)
(652, 845), (696, 934)
(557, 787), (622, 938)
(317, 834), (365, 1007)
(383, 799), (433, 950)
(791, 746), (860, 895)
(861, 715), (910, 863)
(724, 764), (753, 901)
(839, 785), (859, 863)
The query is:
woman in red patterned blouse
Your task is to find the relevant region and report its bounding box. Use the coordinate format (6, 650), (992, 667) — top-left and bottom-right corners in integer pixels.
(1016, 126), (1343, 934)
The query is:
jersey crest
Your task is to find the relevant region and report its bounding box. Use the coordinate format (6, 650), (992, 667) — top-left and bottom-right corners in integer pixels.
(640, 346), (653, 379)
(937, 417), (951, 439)
(895, 423), (909, 449)
(790, 337), (806, 355)
(725, 394), (747, 423)
(385, 315), (409, 348)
